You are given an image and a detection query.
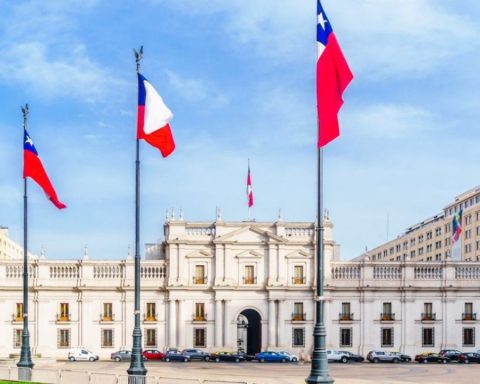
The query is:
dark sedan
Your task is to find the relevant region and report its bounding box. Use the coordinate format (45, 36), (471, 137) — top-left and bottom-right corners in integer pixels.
(390, 352), (412, 362)
(439, 349), (462, 362)
(182, 349), (210, 361)
(210, 351), (245, 362)
(338, 351), (364, 362)
(415, 353), (449, 364)
(164, 351), (191, 362)
(459, 352), (480, 364)
(111, 350), (132, 362)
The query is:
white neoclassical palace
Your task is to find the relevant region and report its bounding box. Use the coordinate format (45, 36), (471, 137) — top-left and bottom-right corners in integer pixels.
(1, 214), (480, 359)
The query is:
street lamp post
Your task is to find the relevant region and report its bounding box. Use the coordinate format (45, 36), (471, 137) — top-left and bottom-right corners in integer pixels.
(17, 104), (34, 381)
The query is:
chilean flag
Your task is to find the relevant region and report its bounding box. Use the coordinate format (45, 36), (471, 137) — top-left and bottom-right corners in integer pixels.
(452, 209), (463, 245)
(23, 130), (66, 209)
(317, 0), (353, 147)
(137, 73), (175, 157)
(247, 164), (253, 208)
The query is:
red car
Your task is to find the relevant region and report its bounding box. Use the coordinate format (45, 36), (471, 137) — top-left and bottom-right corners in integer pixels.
(143, 349), (166, 360)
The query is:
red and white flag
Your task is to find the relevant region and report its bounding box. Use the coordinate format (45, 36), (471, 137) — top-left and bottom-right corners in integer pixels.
(246, 164), (253, 208)
(316, 0), (353, 147)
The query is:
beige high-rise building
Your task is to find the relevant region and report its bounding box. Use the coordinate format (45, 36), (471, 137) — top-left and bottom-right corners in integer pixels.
(0, 227), (37, 260)
(357, 186), (480, 262)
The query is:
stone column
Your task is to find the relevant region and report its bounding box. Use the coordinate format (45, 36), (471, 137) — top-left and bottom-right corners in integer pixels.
(215, 299), (223, 347)
(268, 299), (276, 347)
(178, 300), (185, 348)
(277, 300), (285, 347)
(224, 300), (232, 348)
(168, 299), (176, 347)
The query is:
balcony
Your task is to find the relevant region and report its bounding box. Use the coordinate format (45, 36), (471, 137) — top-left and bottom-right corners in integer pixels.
(421, 313), (436, 321)
(462, 313), (477, 321)
(100, 313), (115, 323)
(291, 312), (306, 321)
(143, 313), (158, 322)
(380, 313), (395, 321)
(192, 276), (207, 285)
(192, 313), (207, 322)
(292, 277), (306, 285)
(338, 313), (354, 321)
(56, 313), (71, 323)
(242, 277), (257, 285)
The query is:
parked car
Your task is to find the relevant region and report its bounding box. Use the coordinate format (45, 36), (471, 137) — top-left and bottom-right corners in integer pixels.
(278, 351), (299, 362)
(181, 349), (210, 361)
(366, 351), (400, 363)
(164, 350), (190, 362)
(326, 350), (350, 363)
(255, 351), (289, 363)
(211, 351), (245, 362)
(143, 349), (166, 361)
(111, 350), (132, 362)
(389, 352), (412, 362)
(68, 347), (99, 362)
(238, 352), (256, 361)
(414, 353), (449, 364)
(459, 352), (480, 364)
(439, 349), (462, 362)
(338, 351), (364, 362)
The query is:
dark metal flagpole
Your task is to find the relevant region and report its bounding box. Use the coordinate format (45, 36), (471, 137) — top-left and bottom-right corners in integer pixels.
(127, 46), (147, 383)
(306, 148), (333, 384)
(17, 104), (34, 381)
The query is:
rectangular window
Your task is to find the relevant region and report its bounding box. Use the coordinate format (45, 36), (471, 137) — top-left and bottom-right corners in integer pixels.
(16, 303), (23, 321)
(292, 328), (305, 347)
(293, 265), (304, 284)
(422, 328), (434, 347)
(340, 328), (352, 347)
(465, 229), (472, 239)
(103, 303), (113, 321)
(58, 329), (70, 348)
(419, 247), (424, 255)
(381, 328), (393, 347)
(194, 303), (205, 321)
(194, 265), (206, 284)
(445, 223), (451, 233)
(418, 235), (424, 244)
(340, 302), (351, 320)
(244, 265), (255, 284)
(410, 250), (416, 258)
(145, 329), (157, 347)
(463, 328), (475, 347)
(465, 244), (472, 254)
(435, 227), (442, 236)
(146, 303), (156, 321)
(396, 244), (401, 252)
(410, 238), (415, 247)
(14, 329), (22, 348)
(101, 329), (113, 347)
(293, 303), (304, 321)
(427, 232), (432, 240)
(193, 328), (206, 348)
(464, 303), (474, 320)
(59, 303), (69, 321)
(466, 215), (472, 225)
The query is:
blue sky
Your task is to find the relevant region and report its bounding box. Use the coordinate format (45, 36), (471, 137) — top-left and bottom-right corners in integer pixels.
(0, 0), (479, 260)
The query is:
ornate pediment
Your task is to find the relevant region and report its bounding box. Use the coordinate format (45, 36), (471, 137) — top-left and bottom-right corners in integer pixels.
(285, 249), (311, 259)
(234, 249), (263, 259)
(185, 250), (212, 258)
(214, 225), (287, 244)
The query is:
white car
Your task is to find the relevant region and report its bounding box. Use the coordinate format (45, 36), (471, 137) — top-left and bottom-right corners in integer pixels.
(326, 350), (349, 363)
(68, 347), (99, 362)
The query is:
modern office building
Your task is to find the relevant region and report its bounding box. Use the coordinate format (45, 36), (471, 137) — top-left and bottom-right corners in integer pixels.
(357, 186), (480, 263)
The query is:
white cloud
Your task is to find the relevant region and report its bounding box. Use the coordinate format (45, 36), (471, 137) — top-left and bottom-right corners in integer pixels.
(0, 42), (120, 101)
(344, 104), (439, 139)
(165, 70), (228, 107)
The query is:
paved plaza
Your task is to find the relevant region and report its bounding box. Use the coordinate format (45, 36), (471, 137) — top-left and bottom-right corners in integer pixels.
(1, 360), (479, 384)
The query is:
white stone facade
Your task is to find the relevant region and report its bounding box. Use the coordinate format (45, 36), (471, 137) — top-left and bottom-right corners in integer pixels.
(1, 218), (479, 359)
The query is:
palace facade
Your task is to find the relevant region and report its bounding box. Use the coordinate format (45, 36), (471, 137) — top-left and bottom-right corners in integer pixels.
(1, 214), (480, 359)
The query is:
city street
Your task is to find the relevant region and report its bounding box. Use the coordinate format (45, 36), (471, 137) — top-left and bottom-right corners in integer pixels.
(1, 360), (479, 384)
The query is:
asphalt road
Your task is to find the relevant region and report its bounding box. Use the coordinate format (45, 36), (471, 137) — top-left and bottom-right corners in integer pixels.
(3, 360), (480, 384)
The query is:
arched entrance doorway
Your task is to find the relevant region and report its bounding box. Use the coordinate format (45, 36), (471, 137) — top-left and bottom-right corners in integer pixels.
(236, 309), (262, 355)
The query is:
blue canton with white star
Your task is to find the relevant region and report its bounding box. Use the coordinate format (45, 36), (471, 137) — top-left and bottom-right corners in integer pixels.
(317, 0), (333, 46)
(24, 129), (38, 155)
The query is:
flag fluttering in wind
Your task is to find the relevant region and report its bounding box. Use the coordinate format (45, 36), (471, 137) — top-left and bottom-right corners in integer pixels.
(316, 0), (353, 147)
(247, 164), (253, 208)
(452, 209), (463, 245)
(137, 74), (175, 157)
(23, 130), (66, 209)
